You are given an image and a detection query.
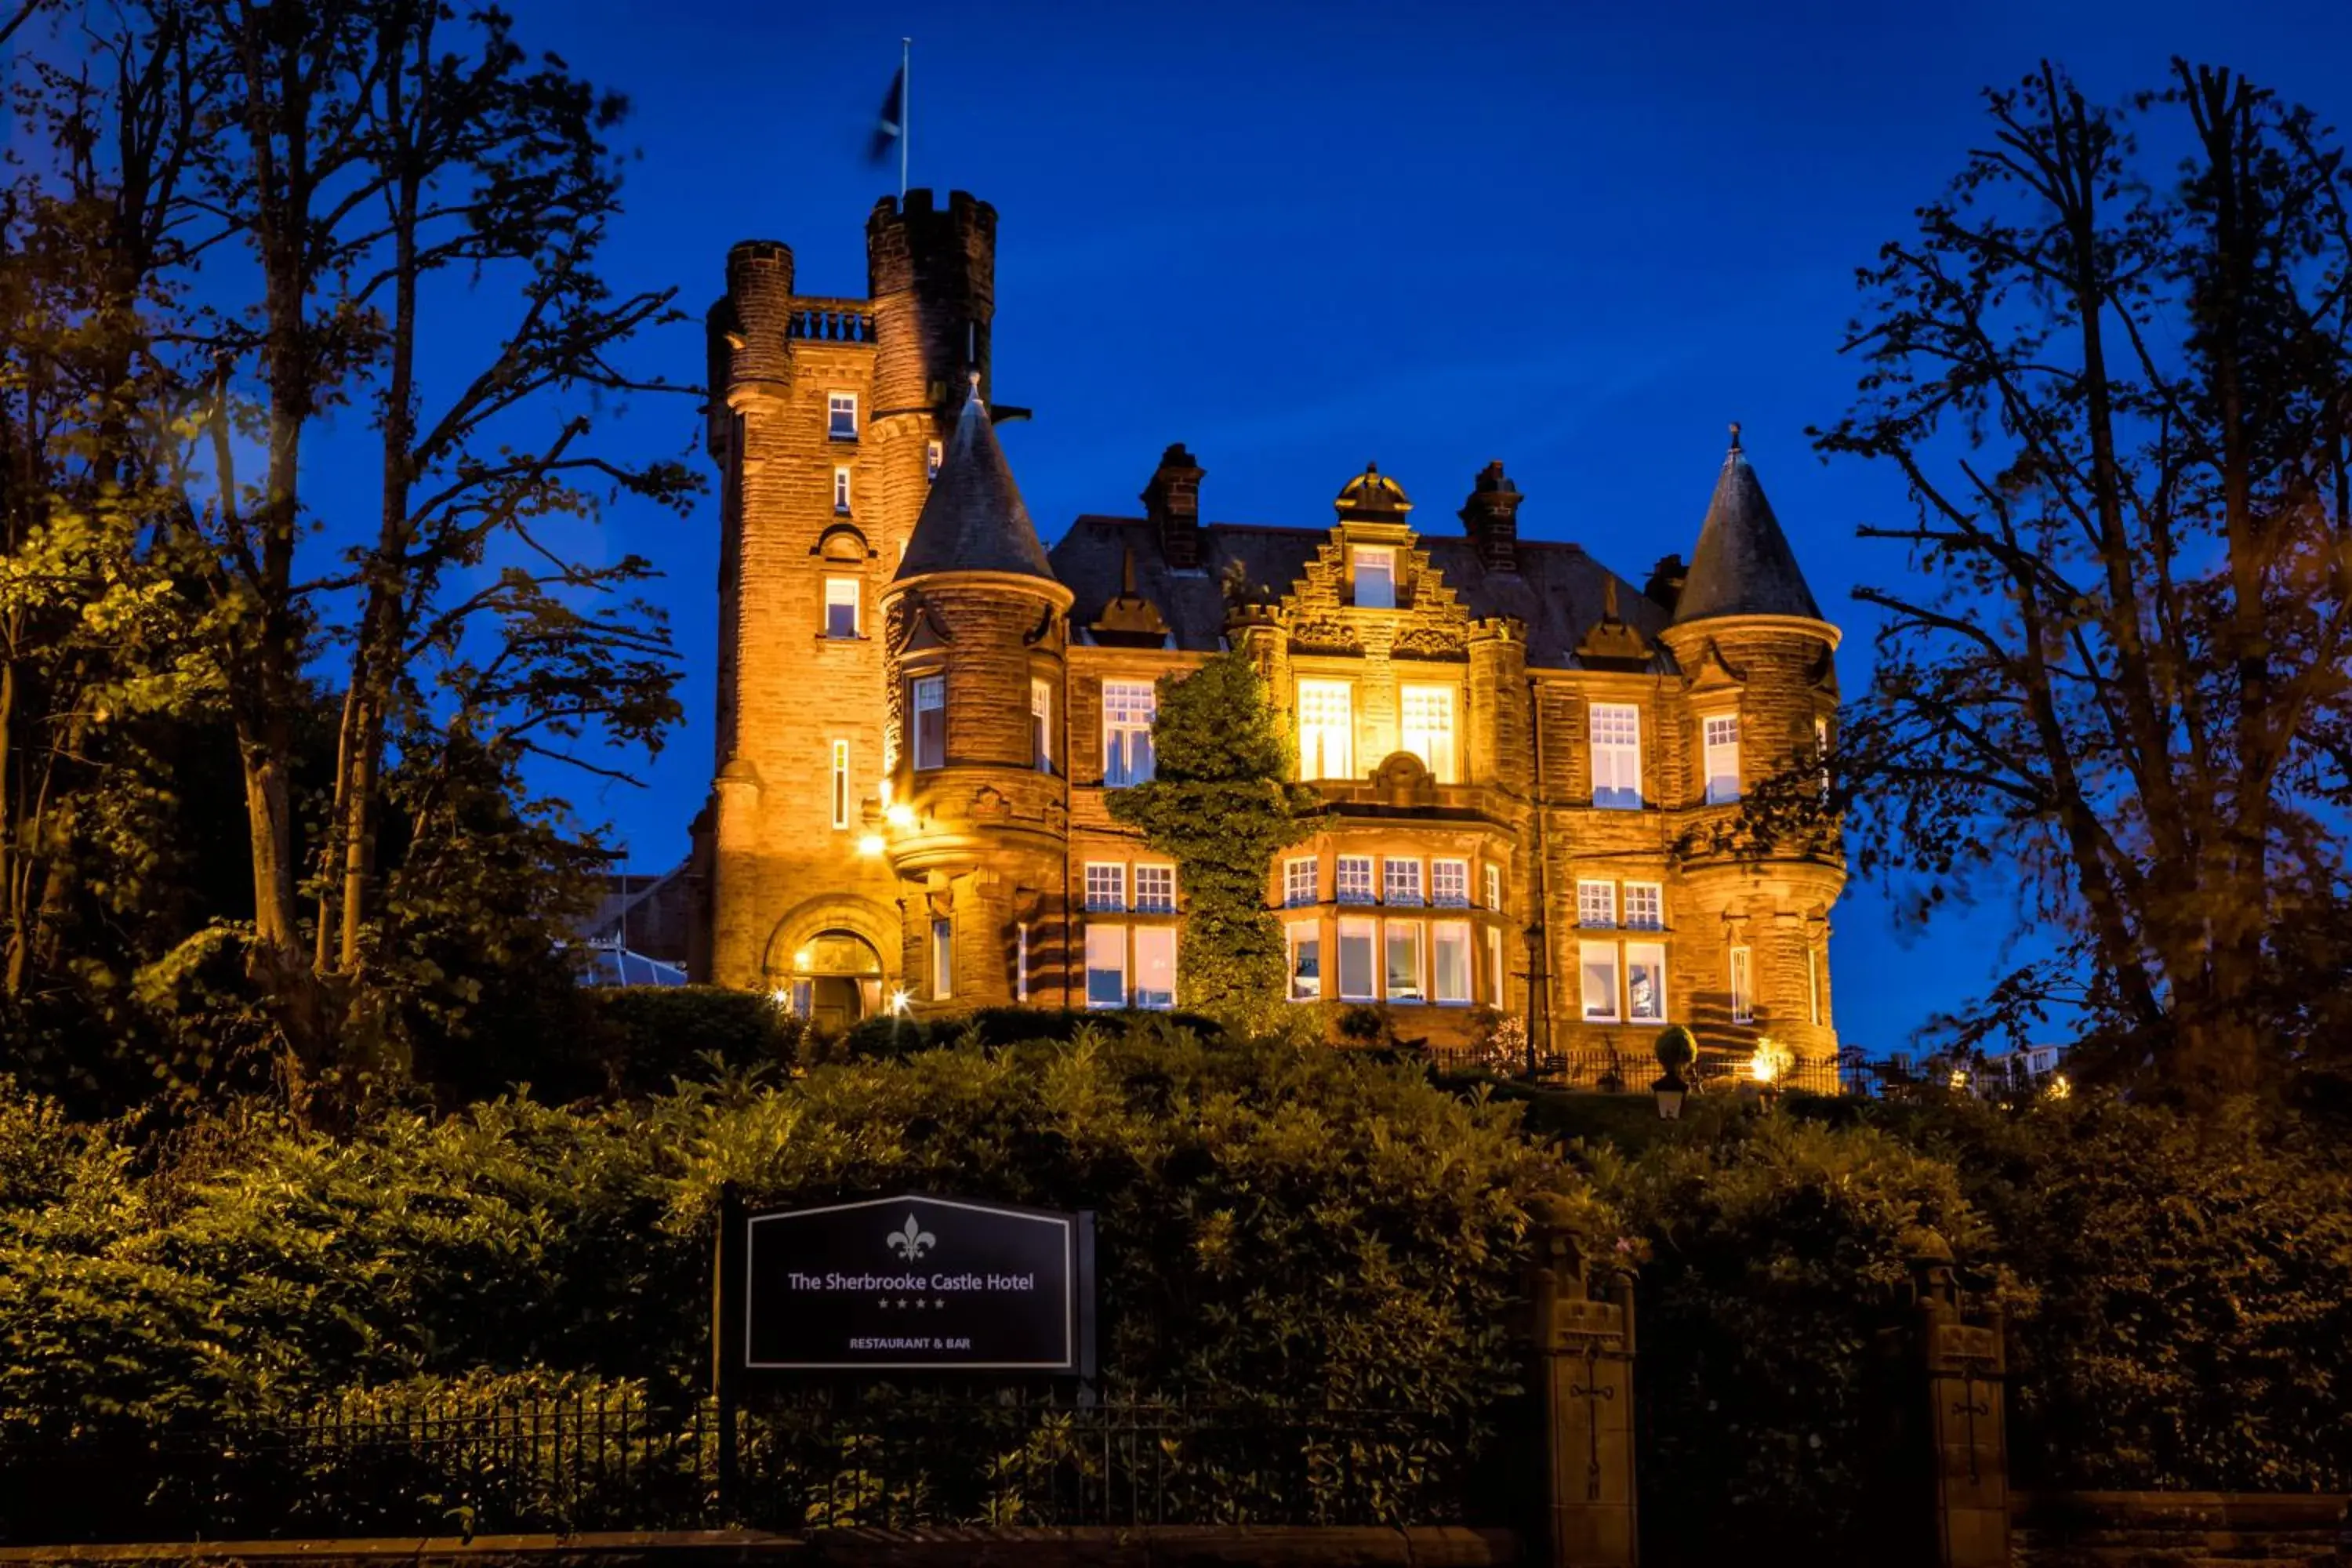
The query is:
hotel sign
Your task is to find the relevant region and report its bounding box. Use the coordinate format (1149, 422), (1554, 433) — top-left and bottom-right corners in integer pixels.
(728, 1192), (1095, 1374)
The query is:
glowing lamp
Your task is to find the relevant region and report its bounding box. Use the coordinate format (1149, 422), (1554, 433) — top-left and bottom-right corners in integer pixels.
(2048, 1073), (2072, 1101)
(856, 832), (886, 857)
(885, 803), (916, 829)
(888, 986), (913, 1016)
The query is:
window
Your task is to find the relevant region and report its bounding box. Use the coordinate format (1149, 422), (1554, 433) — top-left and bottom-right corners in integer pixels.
(1816, 714), (1831, 797)
(1016, 922), (1029, 1003)
(912, 675), (945, 769)
(1704, 714), (1742, 804)
(1484, 863), (1502, 911)
(1032, 678), (1053, 771)
(1354, 546), (1395, 609)
(1134, 926), (1176, 1010)
(1433, 921), (1472, 1004)
(827, 392), (858, 440)
(1338, 918), (1377, 1000)
(830, 740), (851, 830)
(1624, 883), (1663, 931)
(1383, 857), (1423, 907)
(1432, 859), (1468, 908)
(1486, 926), (1504, 1005)
(1102, 680), (1156, 787)
(1385, 922), (1424, 1002)
(1730, 946), (1754, 1024)
(833, 466), (851, 514)
(1627, 942), (1667, 1022)
(1336, 855), (1374, 905)
(1581, 942), (1621, 1022)
(1288, 921), (1323, 1000)
(1085, 924), (1127, 1009)
(1296, 680), (1353, 780)
(1084, 862), (1127, 913)
(824, 576), (859, 639)
(926, 439), (943, 481)
(1577, 880), (1617, 928)
(1135, 863), (1175, 913)
(1808, 946), (1825, 1025)
(1400, 685), (1456, 782)
(931, 917), (953, 999)
(1283, 857), (1319, 908)
(1590, 702), (1642, 810)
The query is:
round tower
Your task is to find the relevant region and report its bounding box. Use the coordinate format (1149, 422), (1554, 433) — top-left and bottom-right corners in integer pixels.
(877, 377), (1071, 1013)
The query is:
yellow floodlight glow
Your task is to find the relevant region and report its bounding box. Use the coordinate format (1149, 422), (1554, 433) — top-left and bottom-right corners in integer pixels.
(856, 832), (887, 857)
(2049, 1073), (2072, 1101)
(885, 803), (915, 829)
(889, 987), (913, 1016)
(1748, 1037), (1779, 1086)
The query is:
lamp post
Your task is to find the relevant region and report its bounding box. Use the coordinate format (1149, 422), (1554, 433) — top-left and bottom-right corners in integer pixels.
(1651, 1067), (1690, 1120)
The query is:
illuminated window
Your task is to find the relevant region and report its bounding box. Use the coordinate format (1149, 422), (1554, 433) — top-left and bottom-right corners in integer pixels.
(931, 917), (953, 998)
(1135, 863), (1175, 913)
(1809, 946), (1825, 1025)
(1704, 714), (1742, 804)
(1590, 703), (1642, 809)
(1627, 942), (1667, 1022)
(827, 392), (858, 440)
(1383, 857), (1423, 907)
(1577, 880), (1616, 928)
(1400, 684), (1456, 782)
(830, 740), (851, 830)
(833, 466), (851, 514)
(1296, 680), (1353, 780)
(1624, 883), (1663, 931)
(1432, 921), (1472, 1004)
(1084, 862), (1127, 913)
(1287, 921), (1323, 1001)
(912, 675), (945, 769)
(1283, 857), (1318, 908)
(1102, 680), (1156, 786)
(1385, 921), (1425, 1003)
(1335, 855), (1374, 905)
(1085, 924), (1126, 1009)
(1730, 946), (1754, 1024)
(1432, 859), (1468, 908)
(926, 439), (943, 480)
(1580, 942), (1621, 1022)
(1032, 678), (1053, 771)
(1134, 926), (1176, 1010)
(824, 577), (859, 639)
(1817, 714), (1831, 797)
(1354, 546), (1395, 609)
(1484, 863), (1501, 911)
(1338, 917), (1377, 1000)
(1016, 922), (1029, 1003)
(1486, 926), (1504, 1005)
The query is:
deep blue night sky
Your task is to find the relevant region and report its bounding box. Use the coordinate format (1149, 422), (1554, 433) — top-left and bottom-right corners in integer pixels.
(350, 0), (2352, 1051)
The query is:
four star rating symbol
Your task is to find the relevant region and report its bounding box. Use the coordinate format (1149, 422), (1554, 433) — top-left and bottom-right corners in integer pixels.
(874, 1297), (949, 1309)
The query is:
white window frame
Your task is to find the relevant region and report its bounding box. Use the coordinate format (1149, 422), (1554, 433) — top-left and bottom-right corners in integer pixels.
(1432, 920), (1472, 1005)
(1296, 679), (1354, 781)
(827, 391), (858, 440)
(1383, 856), (1423, 907)
(1432, 858), (1469, 908)
(1704, 713), (1742, 804)
(1083, 862), (1127, 913)
(1335, 855), (1375, 905)
(912, 674), (946, 770)
(926, 438), (943, 480)
(1134, 863), (1176, 914)
(833, 465), (851, 514)
(824, 576), (860, 639)
(1133, 926), (1176, 1011)
(1102, 679), (1156, 788)
(1809, 945), (1825, 1026)
(1626, 941), (1667, 1023)
(1283, 856), (1319, 908)
(1730, 946), (1754, 1024)
(1486, 926), (1504, 1006)
(1085, 924), (1127, 1010)
(830, 739), (851, 830)
(1590, 702), (1642, 810)
(1577, 880), (1617, 929)
(1399, 684), (1457, 782)
(1624, 882), (1664, 931)
(1287, 920), (1323, 1001)
(1353, 545), (1396, 609)
(1016, 921), (1030, 1003)
(1032, 678), (1053, 771)
(1384, 920), (1425, 1003)
(1337, 917), (1377, 1001)
(931, 916), (953, 999)
(1484, 862), (1502, 911)
(1580, 940), (1622, 1022)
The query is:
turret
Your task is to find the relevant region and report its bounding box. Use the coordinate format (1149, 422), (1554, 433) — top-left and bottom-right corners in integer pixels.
(866, 189), (997, 417)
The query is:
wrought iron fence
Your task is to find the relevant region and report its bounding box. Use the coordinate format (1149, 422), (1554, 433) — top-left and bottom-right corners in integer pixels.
(0, 1388), (1490, 1545)
(1421, 1040), (1841, 1097)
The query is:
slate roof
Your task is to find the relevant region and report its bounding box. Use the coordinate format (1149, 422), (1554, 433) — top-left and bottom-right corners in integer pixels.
(895, 379), (1058, 584)
(1048, 517), (1673, 671)
(1671, 439), (1822, 624)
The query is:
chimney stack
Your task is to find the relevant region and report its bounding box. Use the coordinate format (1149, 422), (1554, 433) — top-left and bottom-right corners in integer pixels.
(1143, 442), (1205, 569)
(1460, 460), (1522, 572)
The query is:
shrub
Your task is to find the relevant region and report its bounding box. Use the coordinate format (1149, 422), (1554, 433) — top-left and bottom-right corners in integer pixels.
(830, 1006), (1223, 1063)
(586, 985), (802, 1096)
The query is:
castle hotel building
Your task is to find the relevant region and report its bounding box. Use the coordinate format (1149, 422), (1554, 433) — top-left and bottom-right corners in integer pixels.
(689, 190), (1845, 1080)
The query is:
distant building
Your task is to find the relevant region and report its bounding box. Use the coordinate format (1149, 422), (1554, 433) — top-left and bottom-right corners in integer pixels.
(686, 190), (1847, 1081)
(576, 866), (693, 988)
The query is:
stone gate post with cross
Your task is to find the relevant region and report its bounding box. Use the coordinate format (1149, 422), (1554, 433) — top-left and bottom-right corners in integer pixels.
(1526, 1193), (1638, 1568)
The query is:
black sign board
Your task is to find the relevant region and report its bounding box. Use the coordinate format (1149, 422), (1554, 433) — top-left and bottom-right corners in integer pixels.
(723, 1192), (1095, 1375)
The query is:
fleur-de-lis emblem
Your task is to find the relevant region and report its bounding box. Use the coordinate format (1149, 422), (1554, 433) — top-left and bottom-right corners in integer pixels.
(885, 1213), (935, 1260)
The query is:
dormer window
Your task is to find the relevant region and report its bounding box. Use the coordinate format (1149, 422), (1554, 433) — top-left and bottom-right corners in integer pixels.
(1354, 546), (1396, 609)
(827, 393), (858, 441)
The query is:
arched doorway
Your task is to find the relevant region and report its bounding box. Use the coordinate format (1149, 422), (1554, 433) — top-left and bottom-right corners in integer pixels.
(781, 930), (885, 1029)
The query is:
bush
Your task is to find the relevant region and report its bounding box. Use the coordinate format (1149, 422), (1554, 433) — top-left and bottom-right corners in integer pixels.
(831, 1006), (1224, 1063)
(586, 985), (802, 1096)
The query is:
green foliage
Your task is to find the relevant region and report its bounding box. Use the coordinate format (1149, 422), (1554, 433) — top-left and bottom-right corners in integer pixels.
(830, 1006), (1224, 1064)
(1108, 655), (1318, 1034)
(1652, 1024), (1697, 1072)
(582, 985), (804, 1098)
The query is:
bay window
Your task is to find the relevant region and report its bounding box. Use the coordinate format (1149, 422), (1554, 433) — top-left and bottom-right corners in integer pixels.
(1433, 921), (1472, 1004)
(1338, 918), (1377, 1000)
(1385, 921), (1425, 1003)
(1134, 927), (1176, 1010)
(1288, 922), (1323, 1000)
(1085, 925), (1127, 1009)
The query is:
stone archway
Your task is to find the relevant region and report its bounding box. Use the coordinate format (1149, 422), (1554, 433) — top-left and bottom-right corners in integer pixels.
(764, 895), (897, 1029)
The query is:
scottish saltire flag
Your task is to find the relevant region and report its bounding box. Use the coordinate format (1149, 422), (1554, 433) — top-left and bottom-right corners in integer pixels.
(869, 64), (906, 163)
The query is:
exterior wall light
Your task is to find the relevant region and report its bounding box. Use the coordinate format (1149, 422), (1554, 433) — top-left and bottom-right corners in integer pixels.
(856, 832), (886, 857)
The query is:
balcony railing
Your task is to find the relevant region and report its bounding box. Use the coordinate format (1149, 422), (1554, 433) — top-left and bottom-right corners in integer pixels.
(787, 298), (876, 343)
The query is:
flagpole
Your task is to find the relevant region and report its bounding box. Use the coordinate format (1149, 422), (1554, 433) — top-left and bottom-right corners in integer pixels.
(898, 37), (911, 198)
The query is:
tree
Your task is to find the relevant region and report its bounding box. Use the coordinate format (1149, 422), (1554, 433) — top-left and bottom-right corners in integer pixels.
(1108, 653), (1319, 1035)
(1818, 62), (2352, 1101)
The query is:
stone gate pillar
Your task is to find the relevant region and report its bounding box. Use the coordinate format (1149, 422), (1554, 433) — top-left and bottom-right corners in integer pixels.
(1874, 1229), (2010, 1567)
(1527, 1193), (1637, 1568)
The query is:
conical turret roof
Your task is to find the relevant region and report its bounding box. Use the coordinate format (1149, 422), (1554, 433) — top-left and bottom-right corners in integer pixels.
(1671, 427), (1822, 625)
(894, 376), (1058, 585)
